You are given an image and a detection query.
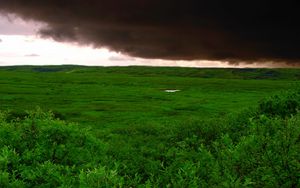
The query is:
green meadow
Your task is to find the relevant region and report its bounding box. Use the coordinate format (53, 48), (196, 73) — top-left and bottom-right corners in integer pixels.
(0, 66), (299, 187)
(0, 66), (298, 127)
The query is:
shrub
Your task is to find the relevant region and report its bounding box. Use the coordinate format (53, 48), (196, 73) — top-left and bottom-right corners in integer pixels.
(0, 108), (123, 187)
(258, 91), (300, 118)
(1, 89), (300, 187)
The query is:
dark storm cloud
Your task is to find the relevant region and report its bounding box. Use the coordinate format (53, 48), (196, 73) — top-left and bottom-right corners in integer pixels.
(0, 0), (299, 63)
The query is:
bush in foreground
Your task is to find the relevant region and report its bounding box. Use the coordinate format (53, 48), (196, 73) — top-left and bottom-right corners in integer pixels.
(0, 108), (123, 187)
(0, 91), (300, 187)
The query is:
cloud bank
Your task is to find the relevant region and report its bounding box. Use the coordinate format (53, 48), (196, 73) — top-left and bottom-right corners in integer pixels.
(0, 1), (299, 64)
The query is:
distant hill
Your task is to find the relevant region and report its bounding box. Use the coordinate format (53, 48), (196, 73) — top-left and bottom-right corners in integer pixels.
(1, 65), (300, 80)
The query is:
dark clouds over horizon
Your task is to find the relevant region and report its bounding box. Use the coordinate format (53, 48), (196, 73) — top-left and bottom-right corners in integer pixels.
(0, 1), (299, 64)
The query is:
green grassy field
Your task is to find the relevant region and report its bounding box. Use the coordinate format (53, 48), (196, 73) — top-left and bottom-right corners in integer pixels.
(0, 66), (298, 128)
(0, 66), (299, 187)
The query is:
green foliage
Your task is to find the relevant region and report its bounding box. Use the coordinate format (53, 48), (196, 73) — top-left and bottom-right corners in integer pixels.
(259, 91), (300, 118)
(1, 95), (300, 187)
(0, 66), (297, 130)
(0, 66), (299, 187)
(0, 109), (124, 187)
(79, 166), (124, 188)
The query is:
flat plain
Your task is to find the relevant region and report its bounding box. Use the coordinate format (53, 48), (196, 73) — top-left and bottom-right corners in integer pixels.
(0, 66), (298, 128)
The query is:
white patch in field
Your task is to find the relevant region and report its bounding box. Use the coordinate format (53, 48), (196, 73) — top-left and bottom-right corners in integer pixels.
(164, 89), (180, 93)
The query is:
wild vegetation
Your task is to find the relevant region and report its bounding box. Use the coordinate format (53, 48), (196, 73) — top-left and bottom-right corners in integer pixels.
(0, 66), (299, 187)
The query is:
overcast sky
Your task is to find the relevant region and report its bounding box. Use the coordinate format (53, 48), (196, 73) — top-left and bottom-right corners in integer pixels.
(0, 14), (237, 67)
(0, 0), (299, 67)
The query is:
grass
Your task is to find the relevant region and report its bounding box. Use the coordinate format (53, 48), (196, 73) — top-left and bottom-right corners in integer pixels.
(0, 66), (298, 130)
(0, 66), (299, 187)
